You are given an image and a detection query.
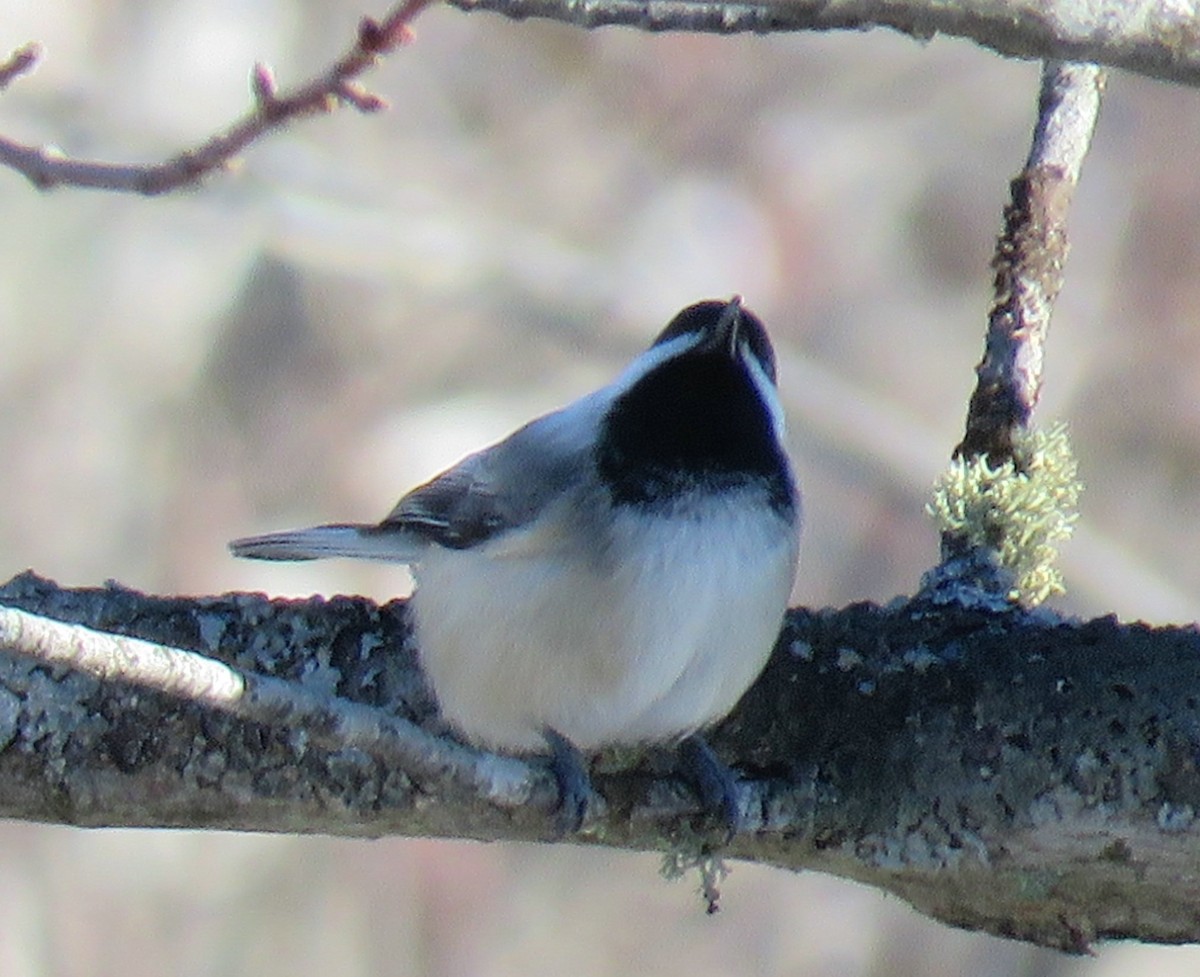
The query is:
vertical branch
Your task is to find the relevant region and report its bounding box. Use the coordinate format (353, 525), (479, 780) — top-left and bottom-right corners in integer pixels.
(929, 62), (1103, 593)
(956, 61), (1106, 467)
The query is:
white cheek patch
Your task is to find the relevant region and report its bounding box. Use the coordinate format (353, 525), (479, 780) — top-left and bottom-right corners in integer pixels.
(742, 343), (787, 442)
(529, 332), (703, 448)
(609, 333), (701, 398)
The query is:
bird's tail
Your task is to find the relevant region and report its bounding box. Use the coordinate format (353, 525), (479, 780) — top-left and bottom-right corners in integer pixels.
(228, 523), (422, 563)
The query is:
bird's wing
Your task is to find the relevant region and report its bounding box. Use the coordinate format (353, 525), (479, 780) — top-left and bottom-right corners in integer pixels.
(377, 461), (506, 550)
(376, 404), (598, 551)
(228, 522), (425, 562)
(231, 392), (606, 564)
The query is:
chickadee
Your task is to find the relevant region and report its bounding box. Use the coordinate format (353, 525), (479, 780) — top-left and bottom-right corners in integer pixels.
(231, 297), (800, 833)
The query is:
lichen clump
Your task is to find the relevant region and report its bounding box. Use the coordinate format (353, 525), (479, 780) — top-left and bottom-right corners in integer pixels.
(928, 423), (1081, 606)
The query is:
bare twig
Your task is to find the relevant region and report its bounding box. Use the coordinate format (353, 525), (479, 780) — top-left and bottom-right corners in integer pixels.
(0, 0), (430, 194)
(956, 61), (1106, 466)
(0, 42), (41, 90)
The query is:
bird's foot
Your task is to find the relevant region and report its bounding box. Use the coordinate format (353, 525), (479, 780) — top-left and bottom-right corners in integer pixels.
(543, 727), (596, 835)
(678, 734), (742, 841)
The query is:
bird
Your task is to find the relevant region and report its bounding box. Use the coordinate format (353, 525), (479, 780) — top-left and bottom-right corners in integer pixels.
(230, 297), (801, 834)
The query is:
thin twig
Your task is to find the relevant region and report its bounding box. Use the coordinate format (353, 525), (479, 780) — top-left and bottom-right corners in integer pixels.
(956, 61), (1106, 466)
(0, 0), (430, 195)
(0, 602), (543, 812)
(0, 42), (41, 90)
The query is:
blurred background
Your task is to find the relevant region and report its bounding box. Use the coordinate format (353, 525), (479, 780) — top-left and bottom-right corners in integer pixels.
(2, 1), (1199, 974)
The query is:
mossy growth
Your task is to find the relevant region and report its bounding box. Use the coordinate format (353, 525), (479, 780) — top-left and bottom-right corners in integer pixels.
(928, 423), (1082, 606)
(660, 828), (728, 914)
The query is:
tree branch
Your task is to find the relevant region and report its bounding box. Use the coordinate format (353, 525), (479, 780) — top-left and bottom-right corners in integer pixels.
(925, 61), (1101, 597)
(0, 1), (428, 194)
(957, 61), (1106, 467)
(4, 570), (1200, 952)
(0, 0), (1194, 196)
(444, 0), (1200, 89)
(0, 42), (40, 90)
(0, 597), (542, 817)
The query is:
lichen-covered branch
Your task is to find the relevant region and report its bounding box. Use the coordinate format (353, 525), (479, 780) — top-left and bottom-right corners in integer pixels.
(929, 62), (1100, 599)
(0, 0), (428, 194)
(5, 571), (1200, 952)
(0, 600), (540, 816)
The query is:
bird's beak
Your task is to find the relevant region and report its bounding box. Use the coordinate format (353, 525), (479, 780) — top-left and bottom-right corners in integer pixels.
(707, 295), (744, 357)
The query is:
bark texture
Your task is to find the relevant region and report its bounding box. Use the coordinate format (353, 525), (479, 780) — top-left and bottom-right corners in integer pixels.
(3, 571), (1200, 951)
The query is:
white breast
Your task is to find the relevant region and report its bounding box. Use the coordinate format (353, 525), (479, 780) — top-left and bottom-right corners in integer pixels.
(410, 487), (799, 753)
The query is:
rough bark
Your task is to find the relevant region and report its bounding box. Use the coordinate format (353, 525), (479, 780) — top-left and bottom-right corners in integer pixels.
(3, 570), (1200, 952)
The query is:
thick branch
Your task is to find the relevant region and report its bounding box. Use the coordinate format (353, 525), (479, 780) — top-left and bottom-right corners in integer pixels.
(4, 571), (1200, 952)
(446, 0), (1200, 89)
(0, 599), (540, 814)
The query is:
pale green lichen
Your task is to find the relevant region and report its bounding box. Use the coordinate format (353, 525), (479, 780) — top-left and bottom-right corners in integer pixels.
(928, 423), (1081, 606)
(660, 830), (729, 914)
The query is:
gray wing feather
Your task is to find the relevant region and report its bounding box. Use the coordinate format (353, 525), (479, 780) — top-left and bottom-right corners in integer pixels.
(229, 523), (425, 563)
(232, 395), (601, 562)
(379, 406), (595, 549)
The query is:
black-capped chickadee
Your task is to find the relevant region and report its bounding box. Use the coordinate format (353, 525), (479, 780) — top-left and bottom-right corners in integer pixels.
(231, 297), (800, 833)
